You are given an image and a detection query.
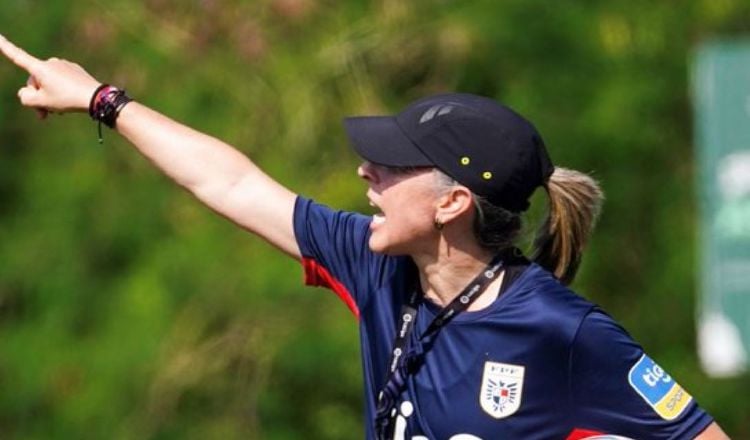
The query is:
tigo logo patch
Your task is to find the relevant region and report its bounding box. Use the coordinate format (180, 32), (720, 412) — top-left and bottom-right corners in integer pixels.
(628, 354), (692, 420)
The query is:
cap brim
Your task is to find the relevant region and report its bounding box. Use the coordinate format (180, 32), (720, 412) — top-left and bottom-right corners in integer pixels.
(343, 116), (433, 167)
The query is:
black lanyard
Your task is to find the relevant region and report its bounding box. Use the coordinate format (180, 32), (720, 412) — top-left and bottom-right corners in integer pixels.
(374, 253), (505, 439)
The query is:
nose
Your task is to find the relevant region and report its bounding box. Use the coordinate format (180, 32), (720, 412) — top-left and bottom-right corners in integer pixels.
(357, 161), (377, 182)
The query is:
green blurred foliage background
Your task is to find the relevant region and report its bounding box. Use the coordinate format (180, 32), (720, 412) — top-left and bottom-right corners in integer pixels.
(1, 0), (749, 438)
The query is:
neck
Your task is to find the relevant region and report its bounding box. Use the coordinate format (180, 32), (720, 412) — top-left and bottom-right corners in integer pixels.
(412, 245), (505, 312)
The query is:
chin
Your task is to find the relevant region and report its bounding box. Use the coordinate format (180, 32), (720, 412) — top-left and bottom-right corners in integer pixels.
(368, 236), (412, 257)
(367, 238), (388, 255)
(368, 235), (396, 255)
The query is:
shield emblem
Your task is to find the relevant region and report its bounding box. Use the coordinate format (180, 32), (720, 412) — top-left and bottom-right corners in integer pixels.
(480, 361), (525, 419)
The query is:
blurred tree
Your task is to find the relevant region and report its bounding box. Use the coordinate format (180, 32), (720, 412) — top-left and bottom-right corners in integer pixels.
(0, 0), (749, 438)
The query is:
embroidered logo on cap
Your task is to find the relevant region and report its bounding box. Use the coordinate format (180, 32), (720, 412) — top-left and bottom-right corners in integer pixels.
(480, 361), (525, 419)
(628, 354), (692, 420)
(419, 104), (455, 124)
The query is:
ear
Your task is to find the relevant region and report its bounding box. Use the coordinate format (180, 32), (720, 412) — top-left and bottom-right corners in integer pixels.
(435, 185), (475, 226)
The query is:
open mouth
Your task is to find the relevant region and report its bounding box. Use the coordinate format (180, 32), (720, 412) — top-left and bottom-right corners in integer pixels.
(368, 198), (386, 226)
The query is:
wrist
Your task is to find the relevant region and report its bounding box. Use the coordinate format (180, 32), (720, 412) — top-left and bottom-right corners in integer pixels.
(88, 84), (134, 143)
(81, 83), (103, 111)
(88, 84), (107, 116)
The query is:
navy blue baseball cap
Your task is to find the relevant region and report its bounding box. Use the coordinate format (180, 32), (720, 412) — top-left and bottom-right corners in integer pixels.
(344, 93), (554, 212)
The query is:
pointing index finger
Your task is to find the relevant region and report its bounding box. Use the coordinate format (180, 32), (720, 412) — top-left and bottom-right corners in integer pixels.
(0, 34), (41, 72)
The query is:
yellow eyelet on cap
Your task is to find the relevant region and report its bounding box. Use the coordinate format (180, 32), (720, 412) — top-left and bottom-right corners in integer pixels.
(482, 171), (492, 180)
(460, 157), (470, 165)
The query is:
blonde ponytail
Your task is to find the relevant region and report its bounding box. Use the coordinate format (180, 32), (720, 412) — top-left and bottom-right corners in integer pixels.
(532, 167), (603, 285)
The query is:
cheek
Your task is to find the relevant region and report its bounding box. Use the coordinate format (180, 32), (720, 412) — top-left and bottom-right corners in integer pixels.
(404, 205), (435, 231)
(373, 176), (440, 247)
(392, 194), (437, 234)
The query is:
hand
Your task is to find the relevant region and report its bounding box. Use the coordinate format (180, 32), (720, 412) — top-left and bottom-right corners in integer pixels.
(0, 34), (101, 115)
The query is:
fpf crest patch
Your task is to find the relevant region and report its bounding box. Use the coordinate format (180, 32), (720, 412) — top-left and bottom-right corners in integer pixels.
(480, 361), (525, 419)
(628, 354), (692, 420)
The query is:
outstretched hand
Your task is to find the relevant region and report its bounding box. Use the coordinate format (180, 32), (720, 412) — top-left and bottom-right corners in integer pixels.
(0, 34), (101, 117)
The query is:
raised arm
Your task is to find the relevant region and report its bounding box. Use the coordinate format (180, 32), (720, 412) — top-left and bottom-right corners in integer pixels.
(0, 35), (300, 259)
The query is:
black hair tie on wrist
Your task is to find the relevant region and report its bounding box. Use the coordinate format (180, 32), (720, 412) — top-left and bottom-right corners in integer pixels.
(88, 84), (133, 144)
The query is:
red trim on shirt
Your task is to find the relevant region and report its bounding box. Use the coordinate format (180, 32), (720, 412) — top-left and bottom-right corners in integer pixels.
(566, 428), (605, 440)
(302, 257), (360, 319)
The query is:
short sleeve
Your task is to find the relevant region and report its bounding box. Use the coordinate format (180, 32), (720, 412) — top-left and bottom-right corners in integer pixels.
(293, 196), (377, 318)
(568, 310), (713, 439)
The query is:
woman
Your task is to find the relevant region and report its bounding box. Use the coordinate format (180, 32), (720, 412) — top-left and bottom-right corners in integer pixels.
(0, 35), (729, 439)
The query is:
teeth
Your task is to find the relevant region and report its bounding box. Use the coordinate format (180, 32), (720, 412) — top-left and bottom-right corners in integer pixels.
(372, 214), (386, 224)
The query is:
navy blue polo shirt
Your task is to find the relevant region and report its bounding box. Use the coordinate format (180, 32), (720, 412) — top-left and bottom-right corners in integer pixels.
(293, 196), (713, 440)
